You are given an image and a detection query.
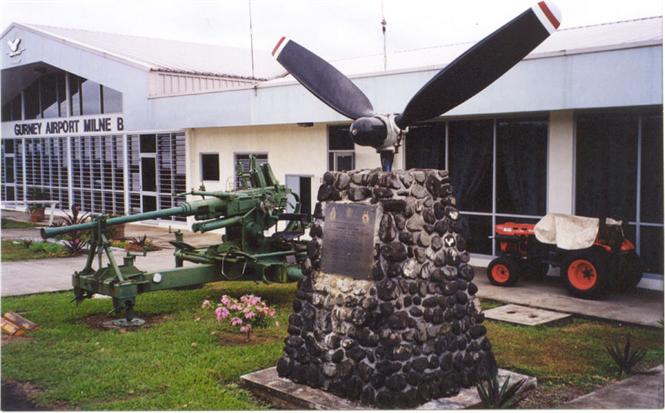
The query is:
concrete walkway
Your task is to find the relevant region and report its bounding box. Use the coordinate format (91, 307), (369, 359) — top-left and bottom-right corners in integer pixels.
(564, 365), (664, 409)
(1, 248), (200, 297)
(1, 218), (220, 297)
(473, 269), (664, 328)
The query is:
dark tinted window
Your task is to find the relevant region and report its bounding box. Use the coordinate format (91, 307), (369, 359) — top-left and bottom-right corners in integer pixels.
(405, 122), (446, 170)
(41, 74), (59, 118)
(328, 125), (354, 150)
(201, 154), (220, 181)
(448, 120), (493, 212)
(2, 95), (21, 121)
(69, 74), (82, 116)
(140, 135), (156, 153)
(640, 115), (663, 224)
(57, 73), (66, 116)
(496, 118), (547, 215)
(24, 80), (41, 119)
(576, 114), (637, 221)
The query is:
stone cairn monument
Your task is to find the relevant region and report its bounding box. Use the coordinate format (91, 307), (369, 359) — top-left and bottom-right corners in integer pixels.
(276, 168), (496, 408)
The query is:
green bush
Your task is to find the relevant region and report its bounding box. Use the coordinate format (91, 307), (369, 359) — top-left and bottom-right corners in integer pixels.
(28, 241), (66, 256)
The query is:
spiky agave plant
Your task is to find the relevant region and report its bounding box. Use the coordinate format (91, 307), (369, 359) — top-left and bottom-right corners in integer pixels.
(50, 204), (90, 255)
(606, 335), (647, 378)
(476, 374), (527, 409)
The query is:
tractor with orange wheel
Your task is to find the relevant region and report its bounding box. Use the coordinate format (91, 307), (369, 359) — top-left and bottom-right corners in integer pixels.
(486, 214), (643, 299)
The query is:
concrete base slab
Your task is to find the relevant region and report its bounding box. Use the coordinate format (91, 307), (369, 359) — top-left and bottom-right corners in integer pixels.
(240, 366), (536, 410)
(484, 304), (571, 326)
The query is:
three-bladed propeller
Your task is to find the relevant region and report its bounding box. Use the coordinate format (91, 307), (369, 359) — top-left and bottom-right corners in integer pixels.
(273, 2), (561, 171)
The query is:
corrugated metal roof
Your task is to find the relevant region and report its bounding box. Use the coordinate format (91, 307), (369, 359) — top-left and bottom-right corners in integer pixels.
(19, 23), (285, 80)
(8, 16), (661, 91)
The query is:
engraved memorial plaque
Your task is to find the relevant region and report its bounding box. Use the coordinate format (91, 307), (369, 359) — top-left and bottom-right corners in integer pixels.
(321, 203), (377, 280)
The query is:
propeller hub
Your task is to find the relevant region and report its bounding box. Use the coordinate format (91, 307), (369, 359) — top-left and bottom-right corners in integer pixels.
(349, 117), (387, 148)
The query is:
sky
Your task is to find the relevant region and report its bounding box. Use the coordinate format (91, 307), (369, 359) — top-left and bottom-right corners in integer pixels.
(1, 0), (663, 62)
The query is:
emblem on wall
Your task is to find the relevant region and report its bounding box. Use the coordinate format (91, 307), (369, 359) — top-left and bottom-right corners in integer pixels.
(7, 38), (25, 57)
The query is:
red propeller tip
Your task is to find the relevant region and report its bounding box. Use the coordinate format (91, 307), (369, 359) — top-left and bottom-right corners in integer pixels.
(534, 1), (561, 32)
(272, 36), (288, 57)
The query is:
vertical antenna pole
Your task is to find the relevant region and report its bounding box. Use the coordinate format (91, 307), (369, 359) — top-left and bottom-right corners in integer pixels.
(381, 0), (387, 71)
(249, 0), (256, 79)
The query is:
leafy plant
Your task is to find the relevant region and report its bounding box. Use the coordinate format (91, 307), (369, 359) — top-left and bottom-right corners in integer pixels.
(476, 374), (527, 409)
(50, 205), (90, 255)
(207, 294), (277, 341)
(606, 335), (647, 378)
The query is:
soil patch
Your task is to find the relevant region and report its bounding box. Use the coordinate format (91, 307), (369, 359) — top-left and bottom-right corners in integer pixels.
(517, 383), (595, 409)
(83, 313), (172, 331)
(216, 331), (281, 346)
(1, 381), (51, 411)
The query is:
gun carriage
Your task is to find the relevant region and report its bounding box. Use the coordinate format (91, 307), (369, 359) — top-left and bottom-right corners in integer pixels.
(42, 156), (309, 321)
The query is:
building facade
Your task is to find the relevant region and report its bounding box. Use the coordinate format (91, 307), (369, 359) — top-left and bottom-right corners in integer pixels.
(1, 18), (662, 288)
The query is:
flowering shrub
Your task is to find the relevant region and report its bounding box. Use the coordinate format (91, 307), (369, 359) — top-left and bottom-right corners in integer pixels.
(207, 294), (277, 340)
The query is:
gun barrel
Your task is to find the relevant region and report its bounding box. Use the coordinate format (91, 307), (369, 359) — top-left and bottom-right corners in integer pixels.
(192, 215), (243, 233)
(41, 198), (228, 239)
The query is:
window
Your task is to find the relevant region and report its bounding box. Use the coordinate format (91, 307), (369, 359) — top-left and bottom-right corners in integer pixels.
(576, 111), (663, 276)
(24, 80), (41, 119)
(41, 74), (59, 118)
(81, 79), (102, 115)
(235, 153), (268, 188)
(201, 153), (220, 181)
(2, 94), (22, 121)
(405, 122), (446, 169)
(128, 133), (186, 220)
(328, 125), (355, 171)
(140, 134), (157, 153)
(496, 119), (548, 215)
(101, 85), (123, 113)
(69, 74), (83, 116)
(403, 117), (548, 256)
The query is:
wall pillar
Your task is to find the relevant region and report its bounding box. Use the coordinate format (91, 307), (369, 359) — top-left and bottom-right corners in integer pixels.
(547, 110), (575, 214)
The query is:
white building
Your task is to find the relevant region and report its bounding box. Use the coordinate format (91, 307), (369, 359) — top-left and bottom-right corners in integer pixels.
(1, 17), (662, 288)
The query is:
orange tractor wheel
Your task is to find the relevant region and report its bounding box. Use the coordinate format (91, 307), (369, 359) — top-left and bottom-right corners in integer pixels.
(486, 257), (520, 287)
(562, 250), (609, 299)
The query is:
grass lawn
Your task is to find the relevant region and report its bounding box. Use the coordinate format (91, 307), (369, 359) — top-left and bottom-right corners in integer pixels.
(1, 218), (38, 229)
(1, 282), (662, 410)
(1, 240), (69, 262)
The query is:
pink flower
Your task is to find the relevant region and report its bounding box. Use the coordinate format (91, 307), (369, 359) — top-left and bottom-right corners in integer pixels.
(201, 299), (212, 309)
(215, 307), (230, 320)
(220, 295), (231, 305)
(230, 317), (243, 326)
(244, 311), (256, 319)
(240, 325), (252, 333)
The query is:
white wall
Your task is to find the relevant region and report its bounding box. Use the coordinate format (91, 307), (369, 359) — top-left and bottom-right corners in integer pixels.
(187, 123), (327, 212)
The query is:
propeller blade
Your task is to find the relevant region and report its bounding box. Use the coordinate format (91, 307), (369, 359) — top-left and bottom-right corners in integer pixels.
(273, 37), (374, 120)
(396, 1), (561, 128)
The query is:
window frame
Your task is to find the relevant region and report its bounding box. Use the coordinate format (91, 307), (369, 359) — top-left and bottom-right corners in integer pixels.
(402, 115), (549, 257)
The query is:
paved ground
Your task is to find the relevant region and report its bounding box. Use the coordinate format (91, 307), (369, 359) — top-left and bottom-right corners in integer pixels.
(564, 365), (664, 409)
(474, 270), (663, 328)
(1, 215), (220, 297)
(2, 211), (663, 327)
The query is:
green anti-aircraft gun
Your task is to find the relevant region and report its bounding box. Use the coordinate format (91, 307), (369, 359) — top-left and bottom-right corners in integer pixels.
(41, 156), (310, 321)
